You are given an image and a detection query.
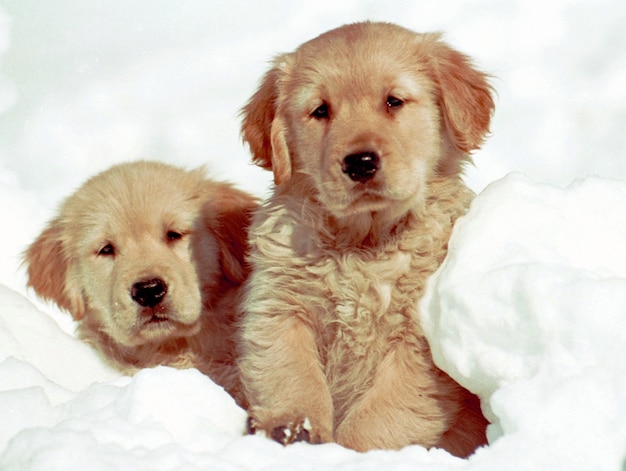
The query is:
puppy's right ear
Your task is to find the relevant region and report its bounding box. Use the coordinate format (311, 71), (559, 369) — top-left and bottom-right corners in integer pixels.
(241, 55), (293, 185)
(23, 221), (85, 320)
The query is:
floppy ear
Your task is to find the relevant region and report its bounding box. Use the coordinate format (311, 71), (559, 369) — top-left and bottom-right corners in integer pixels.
(204, 184), (259, 284)
(241, 56), (292, 185)
(23, 221), (86, 320)
(420, 34), (495, 169)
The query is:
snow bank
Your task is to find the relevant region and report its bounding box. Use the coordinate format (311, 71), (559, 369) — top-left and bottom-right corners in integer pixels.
(422, 174), (626, 470)
(2, 175), (626, 470)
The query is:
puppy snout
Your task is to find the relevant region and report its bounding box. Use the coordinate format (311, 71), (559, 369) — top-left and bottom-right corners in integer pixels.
(131, 278), (168, 308)
(342, 151), (380, 183)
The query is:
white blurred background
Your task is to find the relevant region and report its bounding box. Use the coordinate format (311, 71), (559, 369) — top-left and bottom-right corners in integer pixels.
(1, 0), (625, 291)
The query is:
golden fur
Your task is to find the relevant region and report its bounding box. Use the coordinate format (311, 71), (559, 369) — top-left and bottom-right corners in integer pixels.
(239, 22), (494, 456)
(24, 161), (258, 407)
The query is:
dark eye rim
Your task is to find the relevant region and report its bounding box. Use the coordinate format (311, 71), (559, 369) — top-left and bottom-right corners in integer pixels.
(97, 243), (115, 257)
(166, 230), (185, 242)
(310, 102), (330, 120)
(386, 95), (405, 108)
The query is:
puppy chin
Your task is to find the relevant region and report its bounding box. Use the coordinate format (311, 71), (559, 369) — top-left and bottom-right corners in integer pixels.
(325, 194), (390, 218)
(136, 321), (201, 343)
(321, 184), (424, 222)
(107, 306), (203, 347)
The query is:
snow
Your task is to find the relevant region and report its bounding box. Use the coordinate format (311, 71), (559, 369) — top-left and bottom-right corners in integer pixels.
(421, 174), (626, 470)
(1, 1), (626, 469)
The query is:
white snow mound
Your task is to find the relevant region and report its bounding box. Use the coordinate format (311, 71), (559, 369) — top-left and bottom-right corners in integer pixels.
(422, 173), (626, 470)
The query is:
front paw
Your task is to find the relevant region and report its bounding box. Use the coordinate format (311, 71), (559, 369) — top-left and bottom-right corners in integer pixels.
(247, 416), (319, 445)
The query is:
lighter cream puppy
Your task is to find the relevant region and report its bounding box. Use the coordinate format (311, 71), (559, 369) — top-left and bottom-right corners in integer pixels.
(240, 22), (494, 456)
(25, 161), (257, 406)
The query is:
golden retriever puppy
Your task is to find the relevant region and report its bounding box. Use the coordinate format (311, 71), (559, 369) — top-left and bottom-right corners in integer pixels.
(239, 22), (494, 456)
(25, 161), (258, 407)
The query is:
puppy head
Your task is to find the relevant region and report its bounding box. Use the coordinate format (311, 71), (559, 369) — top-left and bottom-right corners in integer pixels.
(241, 22), (494, 220)
(24, 161), (256, 348)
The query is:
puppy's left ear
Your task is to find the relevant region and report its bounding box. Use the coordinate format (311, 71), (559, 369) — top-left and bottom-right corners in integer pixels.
(421, 34), (495, 166)
(207, 184), (259, 284)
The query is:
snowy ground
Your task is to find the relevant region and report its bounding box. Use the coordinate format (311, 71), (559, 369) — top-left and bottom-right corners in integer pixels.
(1, 1), (626, 470)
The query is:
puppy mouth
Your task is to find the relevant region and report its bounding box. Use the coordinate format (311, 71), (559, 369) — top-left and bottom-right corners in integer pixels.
(329, 183), (401, 214)
(350, 189), (389, 208)
(134, 305), (200, 337)
(142, 307), (171, 325)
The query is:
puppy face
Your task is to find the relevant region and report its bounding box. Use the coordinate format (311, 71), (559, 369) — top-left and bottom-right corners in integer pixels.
(25, 161), (253, 348)
(284, 55), (439, 219)
(70, 173), (209, 347)
(242, 22), (494, 220)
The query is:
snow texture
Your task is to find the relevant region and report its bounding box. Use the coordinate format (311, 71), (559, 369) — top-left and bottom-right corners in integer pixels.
(1, 1), (626, 469)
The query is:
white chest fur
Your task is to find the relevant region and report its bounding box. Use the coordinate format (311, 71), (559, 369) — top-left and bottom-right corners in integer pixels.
(248, 199), (444, 357)
(302, 244), (414, 358)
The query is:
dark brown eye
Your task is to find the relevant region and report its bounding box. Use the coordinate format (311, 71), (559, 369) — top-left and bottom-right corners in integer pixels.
(167, 231), (184, 242)
(386, 96), (404, 109)
(98, 243), (115, 257)
(310, 102), (330, 120)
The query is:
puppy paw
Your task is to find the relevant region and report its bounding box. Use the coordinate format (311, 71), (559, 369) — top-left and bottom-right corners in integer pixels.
(247, 416), (314, 445)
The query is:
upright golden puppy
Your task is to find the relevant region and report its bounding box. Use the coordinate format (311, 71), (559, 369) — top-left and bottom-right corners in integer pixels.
(25, 161), (258, 407)
(240, 22), (494, 456)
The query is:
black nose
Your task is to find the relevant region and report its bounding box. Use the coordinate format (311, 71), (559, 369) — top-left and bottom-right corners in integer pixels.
(342, 152), (380, 183)
(131, 278), (168, 308)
